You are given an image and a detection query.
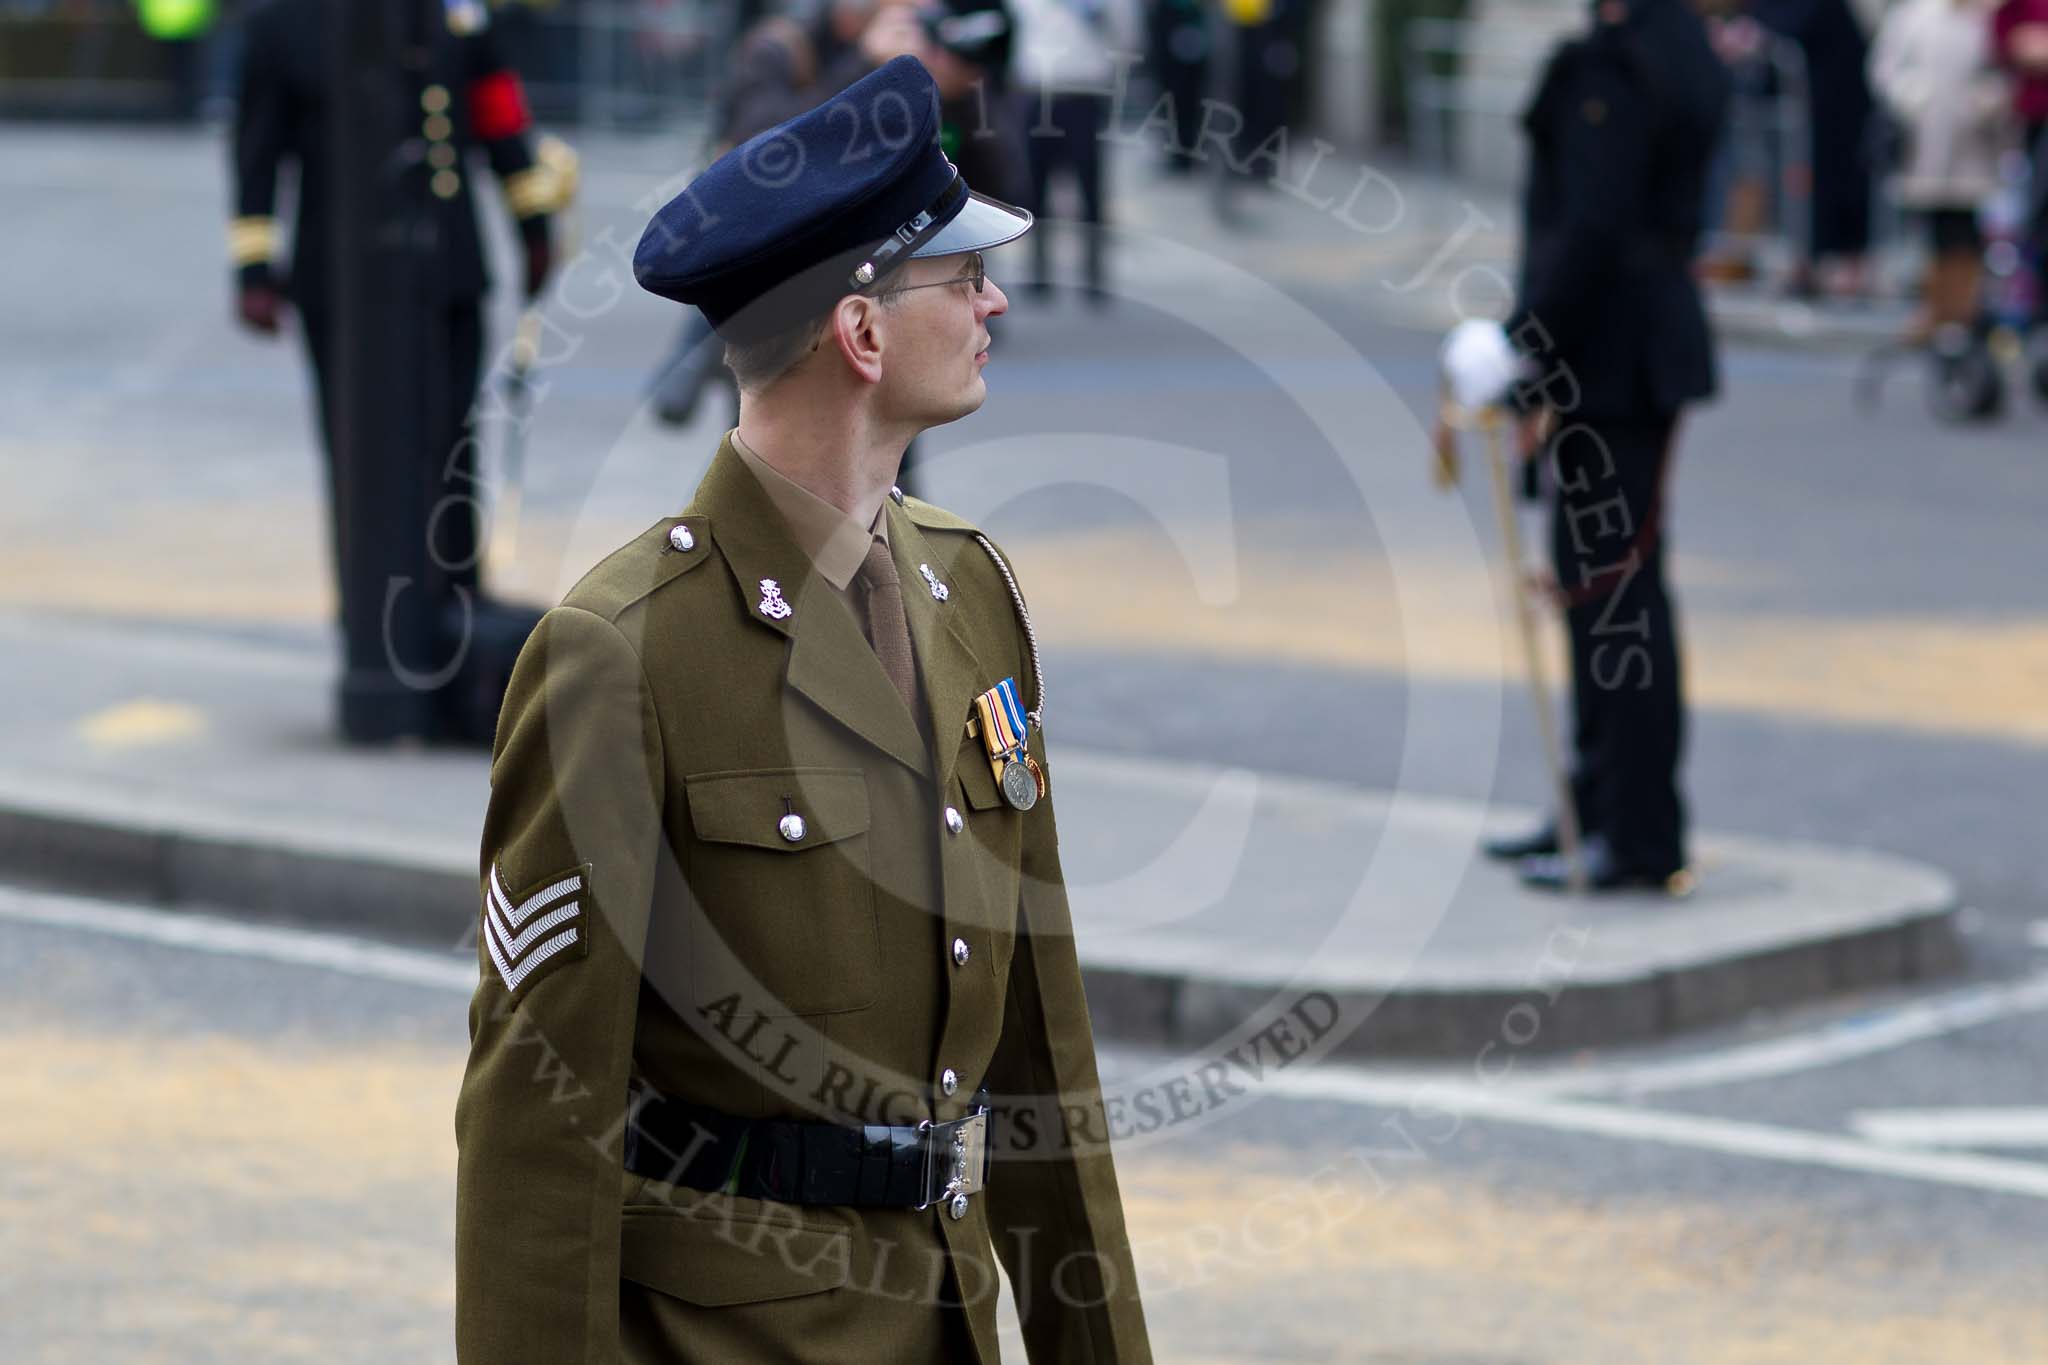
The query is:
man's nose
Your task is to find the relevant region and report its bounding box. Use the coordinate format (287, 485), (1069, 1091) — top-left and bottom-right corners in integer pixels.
(980, 278), (1009, 320)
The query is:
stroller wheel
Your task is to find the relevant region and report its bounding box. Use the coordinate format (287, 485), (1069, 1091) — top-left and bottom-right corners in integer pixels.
(1928, 328), (2004, 422)
(2027, 331), (2048, 405)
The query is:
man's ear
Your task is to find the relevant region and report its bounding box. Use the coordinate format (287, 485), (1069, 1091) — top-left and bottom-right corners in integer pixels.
(828, 294), (886, 385)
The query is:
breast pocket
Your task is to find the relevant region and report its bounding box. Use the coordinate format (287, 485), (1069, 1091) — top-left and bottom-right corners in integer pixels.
(682, 768), (879, 1017)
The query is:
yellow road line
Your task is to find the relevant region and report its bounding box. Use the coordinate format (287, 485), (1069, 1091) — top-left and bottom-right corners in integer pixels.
(78, 699), (207, 750)
(5, 513), (2040, 748)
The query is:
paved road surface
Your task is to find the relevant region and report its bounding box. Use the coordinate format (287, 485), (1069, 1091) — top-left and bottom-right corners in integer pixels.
(8, 886), (2048, 1362)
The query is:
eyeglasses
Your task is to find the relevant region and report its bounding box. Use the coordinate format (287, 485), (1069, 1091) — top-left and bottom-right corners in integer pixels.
(876, 252), (985, 298)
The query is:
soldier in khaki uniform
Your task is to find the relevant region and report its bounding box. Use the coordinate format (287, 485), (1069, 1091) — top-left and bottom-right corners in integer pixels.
(454, 57), (1152, 1362)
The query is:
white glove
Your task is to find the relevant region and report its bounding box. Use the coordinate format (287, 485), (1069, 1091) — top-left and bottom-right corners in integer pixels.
(1439, 318), (1524, 412)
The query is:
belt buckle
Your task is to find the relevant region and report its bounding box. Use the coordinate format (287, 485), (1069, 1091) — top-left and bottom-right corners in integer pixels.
(916, 1107), (989, 1213)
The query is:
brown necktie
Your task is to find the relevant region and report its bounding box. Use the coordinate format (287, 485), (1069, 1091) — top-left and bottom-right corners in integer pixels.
(859, 537), (918, 717)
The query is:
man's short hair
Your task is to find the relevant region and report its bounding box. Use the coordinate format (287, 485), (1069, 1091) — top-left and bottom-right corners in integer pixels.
(723, 315), (827, 393)
(721, 291), (899, 393)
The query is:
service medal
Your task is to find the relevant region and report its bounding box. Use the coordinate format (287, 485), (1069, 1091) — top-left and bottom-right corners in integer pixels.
(973, 677), (1040, 812)
(1000, 757), (1039, 811)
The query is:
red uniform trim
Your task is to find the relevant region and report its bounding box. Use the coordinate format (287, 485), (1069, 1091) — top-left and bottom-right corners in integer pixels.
(469, 70), (532, 141)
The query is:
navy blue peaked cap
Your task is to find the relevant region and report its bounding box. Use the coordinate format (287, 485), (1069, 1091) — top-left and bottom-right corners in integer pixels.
(634, 56), (1032, 342)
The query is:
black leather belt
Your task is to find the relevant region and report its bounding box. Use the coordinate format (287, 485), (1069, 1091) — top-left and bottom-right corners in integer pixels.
(621, 1084), (992, 1216)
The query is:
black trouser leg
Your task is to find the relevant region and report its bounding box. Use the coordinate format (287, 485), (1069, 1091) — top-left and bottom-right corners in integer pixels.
(1148, 7), (1207, 174)
(1026, 93), (1111, 292)
(428, 300), (485, 602)
(429, 299), (538, 743)
(1062, 94), (1109, 293)
(1025, 92), (1057, 286)
(1549, 417), (1687, 873)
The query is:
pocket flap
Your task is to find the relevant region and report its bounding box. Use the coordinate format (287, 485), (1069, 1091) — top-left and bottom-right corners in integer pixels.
(685, 768), (870, 851)
(620, 1207), (850, 1306)
(957, 745), (1007, 812)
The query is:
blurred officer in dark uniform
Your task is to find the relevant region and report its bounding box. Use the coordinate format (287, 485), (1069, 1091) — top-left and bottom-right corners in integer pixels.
(1456, 0), (1730, 891)
(921, 0), (1034, 208)
(229, 0), (565, 744)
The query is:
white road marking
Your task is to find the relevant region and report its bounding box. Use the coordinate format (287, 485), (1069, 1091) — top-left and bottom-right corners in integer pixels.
(1259, 1068), (2048, 1202)
(1850, 1109), (2048, 1151)
(1511, 968), (2048, 1100)
(0, 884), (476, 993)
(15, 884), (2048, 1202)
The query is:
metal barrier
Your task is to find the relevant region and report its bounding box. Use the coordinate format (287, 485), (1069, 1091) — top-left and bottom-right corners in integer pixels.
(1703, 32), (1813, 282)
(516, 0), (726, 132)
(1400, 13), (1561, 183)
(0, 0), (187, 117)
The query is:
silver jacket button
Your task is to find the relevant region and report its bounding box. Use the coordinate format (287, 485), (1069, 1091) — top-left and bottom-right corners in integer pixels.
(668, 524), (694, 552)
(889, 485), (905, 505)
(948, 1192), (969, 1220)
(941, 1068), (959, 1095)
(944, 806), (963, 835)
(952, 937), (970, 967)
(778, 812), (806, 843)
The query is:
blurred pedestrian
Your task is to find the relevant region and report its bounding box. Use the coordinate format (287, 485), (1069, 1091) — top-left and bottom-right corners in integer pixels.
(1215, 0), (1303, 217)
(1146, 0), (1209, 173)
(1869, 0), (2011, 342)
(1450, 0), (1731, 893)
(135, 0), (218, 121)
(651, 1), (1026, 439)
(920, 0), (1035, 207)
(649, 1), (886, 430)
(229, 0), (565, 743)
(1011, 0), (1141, 300)
(1751, 0), (1877, 295)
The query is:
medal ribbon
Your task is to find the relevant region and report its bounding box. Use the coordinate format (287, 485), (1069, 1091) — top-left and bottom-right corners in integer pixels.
(973, 678), (1031, 780)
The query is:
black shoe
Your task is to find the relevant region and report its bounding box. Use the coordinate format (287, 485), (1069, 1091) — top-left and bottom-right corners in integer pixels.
(1483, 821), (1560, 862)
(1517, 834), (1681, 894)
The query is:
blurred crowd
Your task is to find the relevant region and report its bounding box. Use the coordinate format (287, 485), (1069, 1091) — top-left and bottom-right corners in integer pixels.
(72, 0), (2048, 339)
(688, 0), (1313, 282)
(1694, 0), (2048, 338)
(646, 0), (1315, 424)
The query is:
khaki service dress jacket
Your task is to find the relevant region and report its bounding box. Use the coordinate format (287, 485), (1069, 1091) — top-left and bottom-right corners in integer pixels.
(454, 435), (1152, 1363)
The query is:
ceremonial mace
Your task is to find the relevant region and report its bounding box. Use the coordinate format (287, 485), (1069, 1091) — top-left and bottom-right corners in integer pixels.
(1433, 372), (1587, 896)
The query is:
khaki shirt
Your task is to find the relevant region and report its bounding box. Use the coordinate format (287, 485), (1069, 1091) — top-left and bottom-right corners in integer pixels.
(727, 427), (884, 626)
